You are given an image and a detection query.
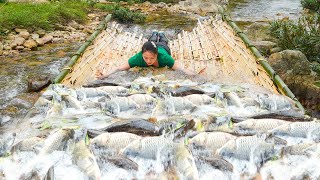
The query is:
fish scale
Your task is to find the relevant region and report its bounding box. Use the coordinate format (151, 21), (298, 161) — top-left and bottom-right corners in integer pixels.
(218, 135), (273, 161)
(122, 136), (175, 159)
(189, 132), (236, 153)
(234, 119), (291, 135)
(40, 129), (74, 155)
(90, 132), (141, 152)
(184, 94), (214, 105)
(271, 121), (320, 138)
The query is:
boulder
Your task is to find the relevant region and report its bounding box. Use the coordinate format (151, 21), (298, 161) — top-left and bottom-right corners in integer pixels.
(244, 22), (274, 41)
(252, 41), (277, 55)
(23, 39), (38, 49)
(268, 50), (320, 117)
(19, 31), (30, 39)
(14, 28), (27, 33)
(11, 37), (25, 48)
(31, 33), (40, 40)
(0, 42), (3, 55)
(268, 50), (311, 76)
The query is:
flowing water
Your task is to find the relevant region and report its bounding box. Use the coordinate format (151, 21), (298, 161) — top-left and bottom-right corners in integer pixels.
(228, 0), (302, 22)
(0, 1), (316, 179)
(0, 43), (81, 123)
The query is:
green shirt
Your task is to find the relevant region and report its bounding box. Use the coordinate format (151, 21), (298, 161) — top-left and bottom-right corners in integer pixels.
(128, 47), (175, 68)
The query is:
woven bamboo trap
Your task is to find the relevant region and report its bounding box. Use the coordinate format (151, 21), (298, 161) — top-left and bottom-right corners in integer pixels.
(61, 16), (278, 93)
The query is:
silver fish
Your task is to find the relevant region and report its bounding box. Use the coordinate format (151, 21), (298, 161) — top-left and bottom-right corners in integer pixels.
(164, 97), (196, 114)
(90, 132), (141, 154)
(224, 92), (243, 107)
(0, 133), (16, 156)
(76, 87), (110, 99)
(39, 128), (74, 155)
(258, 94), (294, 111)
(122, 136), (175, 159)
(128, 94), (156, 108)
(61, 94), (82, 109)
(189, 132), (236, 156)
(217, 135), (274, 167)
(233, 119), (291, 136)
(174, 143), (199, 179)
(11, 137), (43, 153)
(104, 97), (138, 114)
(281, 143), (315, 157)
(184, 94), (214, 105)
(271, 121), (320, 138)
(103, 155), (139, 171)
(96, 86), (129, 95)
(73, 141), (101, 179)
(195, 156), (233, 172)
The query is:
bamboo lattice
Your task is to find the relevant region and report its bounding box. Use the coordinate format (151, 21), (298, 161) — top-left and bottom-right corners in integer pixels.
(61, 17), (278, 93)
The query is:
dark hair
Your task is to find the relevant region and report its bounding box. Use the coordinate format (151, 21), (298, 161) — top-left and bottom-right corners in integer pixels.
(142, 41), (158, 54)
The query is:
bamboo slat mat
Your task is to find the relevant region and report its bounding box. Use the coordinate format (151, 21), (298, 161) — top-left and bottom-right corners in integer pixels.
(61, 17), (278, 93)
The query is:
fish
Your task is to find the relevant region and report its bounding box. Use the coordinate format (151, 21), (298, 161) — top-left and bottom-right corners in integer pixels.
(173, 143), (199, 179)
(189, 132), (236, 156)
(270, 121), (320, 138)
(231, 109), (309, 122)
(171, 86), (205, 96)
(73, 140), (101, 179)
(76, 87), (110, 99)
(0, 133), (16, 156)
(121, 136), (175, 159)
(39, 128), (74, 155)
(96, 86), (129, 95)
(281, 143), (315, 157)
(195, 156), (233, 172)
(98, 118), (160, 136)
(128, 94), (156, 108)
(164, 97), (196, 114)
(90, 132), (141, 154)
(217, 135), (275, 167)
(104, 97), (138, 114)
(34, 97), (51, 108)
(258, 94), (294, 111)
(184, 94), (215, 105)
(61, 94), (82, 109)
(233, 119), (291, 136)
(224, 92), (243, 107)
(102, 155), (139, 171)
(11, 136), (43, 153)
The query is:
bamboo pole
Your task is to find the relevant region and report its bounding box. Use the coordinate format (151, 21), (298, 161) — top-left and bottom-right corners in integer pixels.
(53, 14), (112, 84)
(217, 7), (305, 112)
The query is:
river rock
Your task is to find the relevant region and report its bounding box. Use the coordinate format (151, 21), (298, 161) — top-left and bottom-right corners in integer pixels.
(252, 41), (277, 55)
(19, 31), (30, 39)
(268, 50), (320, 117)
(31, 33), (40, 40)
(269, 50), (311, 76)
(0, 42), (3, 55)
(36, 34), (53, 46)
(23, 39), (38, 49)
(35, 29), (46, 38)
(11, 37), (25, 48)
(15, 46), (25, 51)
(14, 28), (27, 33)
(244, 22), (274, 41)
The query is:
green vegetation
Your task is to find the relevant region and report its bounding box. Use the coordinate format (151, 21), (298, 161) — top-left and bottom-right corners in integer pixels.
(269, 14), (320, 63)
(95, 3), (146, 24)
(301, 0), (320, 12)
(0, 1), (89, 32)
(106, 0), (179, 3)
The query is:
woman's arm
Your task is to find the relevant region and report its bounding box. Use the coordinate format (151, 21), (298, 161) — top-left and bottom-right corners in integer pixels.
(95, 62), (131, 79)
(171, 61), (197, 76)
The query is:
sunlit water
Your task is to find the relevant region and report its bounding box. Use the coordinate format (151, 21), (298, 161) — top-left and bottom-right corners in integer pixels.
(228, 0), (303, 22)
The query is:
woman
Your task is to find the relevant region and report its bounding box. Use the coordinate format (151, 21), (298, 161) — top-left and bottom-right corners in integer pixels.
(96, 31), (195, 79)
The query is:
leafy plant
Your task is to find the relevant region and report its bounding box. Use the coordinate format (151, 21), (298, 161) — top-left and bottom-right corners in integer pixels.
(111, 5), (146, 24)
(270, 14), (320, 62)
(301, 0), (320, 12)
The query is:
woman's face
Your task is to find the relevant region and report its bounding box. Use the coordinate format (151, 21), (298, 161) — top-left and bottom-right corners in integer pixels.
(142, 51), (157, 66)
